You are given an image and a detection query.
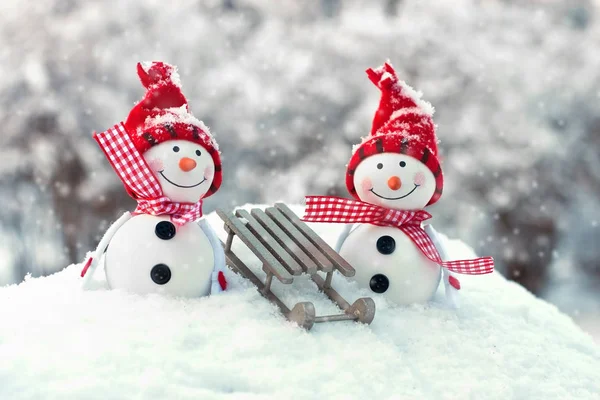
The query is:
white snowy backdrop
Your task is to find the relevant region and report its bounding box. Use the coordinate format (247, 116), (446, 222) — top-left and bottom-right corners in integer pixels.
(0, 0), (599, 339)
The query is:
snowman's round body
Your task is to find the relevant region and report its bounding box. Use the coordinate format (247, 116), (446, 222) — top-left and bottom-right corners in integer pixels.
(340, 224), (441, 305)
(105, 213), (215, 297)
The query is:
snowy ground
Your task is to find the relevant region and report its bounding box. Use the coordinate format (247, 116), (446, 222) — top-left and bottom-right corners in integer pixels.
(1, 205), (599, 400)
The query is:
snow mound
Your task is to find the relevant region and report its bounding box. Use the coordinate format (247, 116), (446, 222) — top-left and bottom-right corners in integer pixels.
(1, 205), (599, 400)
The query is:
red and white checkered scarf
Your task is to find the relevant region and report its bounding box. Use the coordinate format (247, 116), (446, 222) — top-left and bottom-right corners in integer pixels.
(94, 123), (203, 226)
(303, 196), (494, 275)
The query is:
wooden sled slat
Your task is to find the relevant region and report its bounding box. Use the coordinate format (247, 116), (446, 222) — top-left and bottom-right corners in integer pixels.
(235, 209), (303, 276)
(275, 203), (356, 277)
(217, 209), (293, 284)
(250, 209), (318, 275)
(265, 207), (334, 273)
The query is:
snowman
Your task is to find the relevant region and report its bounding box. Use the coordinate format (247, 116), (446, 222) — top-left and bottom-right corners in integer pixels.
(303, 62), (494, 307)
(81, 61), (227, 297)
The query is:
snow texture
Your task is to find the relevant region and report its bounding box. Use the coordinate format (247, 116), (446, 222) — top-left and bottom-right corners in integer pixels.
(389, 81), (435, 118)
(1, 206), (598, 400)
(141, 105), (219, 152)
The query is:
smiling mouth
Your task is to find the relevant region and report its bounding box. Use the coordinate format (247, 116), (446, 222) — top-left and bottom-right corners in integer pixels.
(370, 184), (419, 200)
(159, 171), (207, 188)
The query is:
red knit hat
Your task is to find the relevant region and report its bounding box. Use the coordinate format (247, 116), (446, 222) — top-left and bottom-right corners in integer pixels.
(124, 61), (222, 198)
(346, 62), (443, 206)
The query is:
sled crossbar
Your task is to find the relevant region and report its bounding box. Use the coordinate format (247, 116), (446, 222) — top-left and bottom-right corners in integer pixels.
(217, 203), (376, 330)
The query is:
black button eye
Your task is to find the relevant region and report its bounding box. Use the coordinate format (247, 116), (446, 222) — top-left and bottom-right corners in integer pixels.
(377, 163), (383, 170)
(173, 146), (180, 153)
(195, 150), (201, 156)
(399, 161), (406, 167)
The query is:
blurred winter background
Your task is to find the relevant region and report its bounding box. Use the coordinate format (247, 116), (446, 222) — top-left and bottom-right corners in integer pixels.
(0, 0), (598, 338)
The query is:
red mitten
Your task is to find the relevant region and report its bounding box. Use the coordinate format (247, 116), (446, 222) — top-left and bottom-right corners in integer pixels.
(448, 275), (461, 290)
(218, 271), (227, 291)
(80, 257), (93, 277)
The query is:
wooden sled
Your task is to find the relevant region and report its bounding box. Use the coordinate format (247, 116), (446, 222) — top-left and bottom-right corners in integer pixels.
(217, 203), (376, 330)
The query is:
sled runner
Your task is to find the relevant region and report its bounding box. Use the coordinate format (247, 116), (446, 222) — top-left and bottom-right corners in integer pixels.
(217, 203), (376, 330)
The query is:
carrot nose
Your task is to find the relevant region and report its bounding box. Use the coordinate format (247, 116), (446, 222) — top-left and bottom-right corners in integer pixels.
(388, 176), (402, 190)
(179, 157), (197, 172)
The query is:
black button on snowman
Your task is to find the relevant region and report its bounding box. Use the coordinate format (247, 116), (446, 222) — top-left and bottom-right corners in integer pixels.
(369, 274), (390, 294)
(155, 221), (177, 240)
(373, 235), (396, 293)
(150, 264), (172, 285)
(376, 235), (396, 255)
(82, 61), (227, 298)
